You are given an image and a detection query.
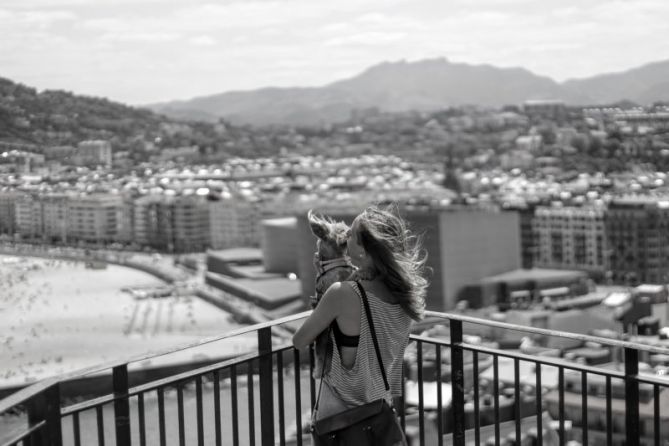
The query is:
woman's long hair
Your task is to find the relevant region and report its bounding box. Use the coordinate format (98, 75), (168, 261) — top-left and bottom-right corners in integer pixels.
(356, 204), (428, 320)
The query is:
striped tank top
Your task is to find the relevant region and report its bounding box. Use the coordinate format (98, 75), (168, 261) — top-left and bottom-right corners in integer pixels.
(324, 281), (412, 406)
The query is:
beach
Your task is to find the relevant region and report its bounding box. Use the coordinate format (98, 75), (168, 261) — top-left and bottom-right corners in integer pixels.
(0, 255), (255, 389)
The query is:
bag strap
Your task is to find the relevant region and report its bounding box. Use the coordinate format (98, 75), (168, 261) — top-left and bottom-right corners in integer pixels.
(313, 325), (332, 412)
(355, 281), (390, 391)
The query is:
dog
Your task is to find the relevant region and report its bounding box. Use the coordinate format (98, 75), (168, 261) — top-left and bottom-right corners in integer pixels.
(308, 210), (354, 376)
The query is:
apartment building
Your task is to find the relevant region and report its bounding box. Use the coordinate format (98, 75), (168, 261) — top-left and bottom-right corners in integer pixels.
(133, 193), (209, 252)
(0, 190), (25, 235)
(74, 140), (112, 167)
(533, 206), (608, 278)
(68, 193), (131, 244)
(172, 194), (209, 252)
(14, 195), (42, 239)
(209, 198), (262, 249)
(605, 197), (669, 285)
(133, 194), (174, 251)
(41, 194), (70, 242)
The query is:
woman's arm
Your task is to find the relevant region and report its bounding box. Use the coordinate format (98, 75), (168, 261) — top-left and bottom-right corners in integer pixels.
(292, 282), (345, 349)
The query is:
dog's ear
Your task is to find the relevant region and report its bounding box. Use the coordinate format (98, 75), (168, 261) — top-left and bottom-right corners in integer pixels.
(308, 210), (329, 240)
(333, 222), (350, 248)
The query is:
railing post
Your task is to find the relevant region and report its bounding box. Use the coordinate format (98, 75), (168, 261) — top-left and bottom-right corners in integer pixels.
(450, 320), (465, 446)
(113, 365), (131, 446)
(27, 383), (62, 446)
(258, 326), (275, 446)
(624, 347), (640, 446)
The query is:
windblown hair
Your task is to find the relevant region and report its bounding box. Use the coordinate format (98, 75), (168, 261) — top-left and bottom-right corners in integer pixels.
(355, 204), (428, 320)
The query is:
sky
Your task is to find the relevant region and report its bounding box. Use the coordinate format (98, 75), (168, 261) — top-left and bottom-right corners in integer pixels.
(2, 0), (669, 106)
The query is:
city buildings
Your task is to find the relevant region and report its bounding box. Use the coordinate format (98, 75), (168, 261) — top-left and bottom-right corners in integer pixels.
(605, 196), (669, 285)
(533, 206), (608, 278)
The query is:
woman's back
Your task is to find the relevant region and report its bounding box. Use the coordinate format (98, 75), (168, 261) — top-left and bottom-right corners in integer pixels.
(326, 281), (412, 406)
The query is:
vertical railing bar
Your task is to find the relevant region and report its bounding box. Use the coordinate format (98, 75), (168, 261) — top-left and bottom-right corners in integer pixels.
(258, 326), (275, 446)
(535, 362), (542, 446)
(213, 370), (222, 446)
(157, 388), (166, 446)
(653, 384), (660, 446)
(417, 340), (425, 446)
(277, 351), (286, 446)
(436, 344), (443, 446)
(624, 347), (640, 446)
(248, 361), (256, 446)
(177, 383), (185, 446)
(606, 376), (612, 446)
(73, 411), (81, 446)
(581, 371), (588, 446)
(196, 375), (205, 446)
(473, 350), (480, 446)
(96, 406), (105, 446)
(450, 319), (465, 446)
(137, 393), (146, 446)
(231, 364), (240, 446)
(293, 349), (303, 446)
(493, 354), (500, 446)
(514, 358), (521, 445)
(559, 367), (564, 446)
(27, 383), (62, 446)
(309, 344), (316, 410)
(401, 368), (406, 432)
(112, 365), (131, 446)
(46, 384), (62, 446)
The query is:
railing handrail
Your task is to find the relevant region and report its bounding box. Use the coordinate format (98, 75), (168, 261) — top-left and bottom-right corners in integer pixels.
(426, 310), (669, 356)
(3, 308), (669, 414)
(0, 311), (310, 413)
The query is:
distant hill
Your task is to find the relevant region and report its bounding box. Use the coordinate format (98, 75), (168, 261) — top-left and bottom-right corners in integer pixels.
(562, 59), (669, 105)
(149, 57), (669, 126)
(0, 76), (166, 149)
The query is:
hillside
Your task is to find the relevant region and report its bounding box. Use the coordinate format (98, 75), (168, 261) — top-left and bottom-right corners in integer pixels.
(150, 57), (669, 126)
(0, 77), (167, 150)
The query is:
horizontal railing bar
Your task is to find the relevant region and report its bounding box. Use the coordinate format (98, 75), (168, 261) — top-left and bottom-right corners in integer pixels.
(127, 351), (263, 397)
(459, 343), (628, 379)
(425, 311), (669, 355)
(0, 313), (309, 413)
(0, 420), (45, 446)
(635, 374), (669, 387)
(410, 334), (629, 379)
(61, 393), (115, 417)
(62, 347), (286, 416)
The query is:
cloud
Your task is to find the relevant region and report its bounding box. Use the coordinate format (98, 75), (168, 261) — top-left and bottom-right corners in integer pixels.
(100, 31), (182, 43)
(189, 35), (217, 46)
(0, 8), (76, 27)
(325, 31), (407, 47)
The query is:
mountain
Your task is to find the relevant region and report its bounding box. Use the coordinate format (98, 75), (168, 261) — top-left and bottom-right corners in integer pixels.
(149, 57), (669, 126)
(562, 59), (669, 105)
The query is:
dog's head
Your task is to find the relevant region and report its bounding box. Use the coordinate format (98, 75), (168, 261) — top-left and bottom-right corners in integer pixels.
(308, 210), (350, 261)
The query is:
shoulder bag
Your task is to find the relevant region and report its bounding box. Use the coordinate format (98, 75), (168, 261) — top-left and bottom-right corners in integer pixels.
(311, 281), (407, 446)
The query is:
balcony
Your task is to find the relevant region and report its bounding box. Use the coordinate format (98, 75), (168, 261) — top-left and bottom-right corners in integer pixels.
(1, 310), (668, 446)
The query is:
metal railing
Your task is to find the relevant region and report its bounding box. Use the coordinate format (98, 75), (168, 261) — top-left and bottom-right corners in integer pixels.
(1, 310), (669, 446)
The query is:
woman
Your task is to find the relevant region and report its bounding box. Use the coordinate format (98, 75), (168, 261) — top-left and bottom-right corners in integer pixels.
(293, 204), (428, 422)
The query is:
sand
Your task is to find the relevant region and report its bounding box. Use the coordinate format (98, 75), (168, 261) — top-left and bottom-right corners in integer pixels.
(0, 255), (255, 389)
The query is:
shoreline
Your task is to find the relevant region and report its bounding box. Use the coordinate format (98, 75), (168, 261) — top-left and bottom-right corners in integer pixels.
(0, 253), (256, 394)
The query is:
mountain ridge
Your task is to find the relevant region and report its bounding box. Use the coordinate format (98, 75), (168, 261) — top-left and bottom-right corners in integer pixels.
(149, 57), (669, 126)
